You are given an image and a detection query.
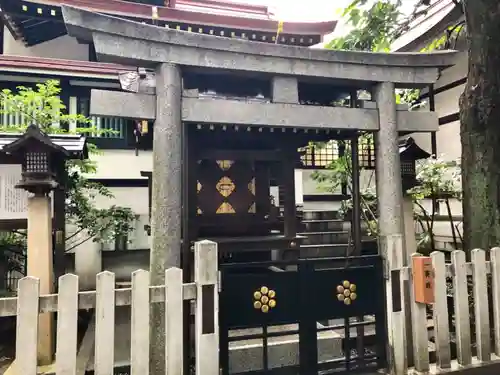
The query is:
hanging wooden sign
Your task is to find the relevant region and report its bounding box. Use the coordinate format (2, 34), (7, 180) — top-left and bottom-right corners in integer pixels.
(412, 256), (435, 304)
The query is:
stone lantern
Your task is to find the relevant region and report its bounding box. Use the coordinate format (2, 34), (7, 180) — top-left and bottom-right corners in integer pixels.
(3, 125), (70, 194)
(399, 137), (431, 193)
(0, 124), (87, 365)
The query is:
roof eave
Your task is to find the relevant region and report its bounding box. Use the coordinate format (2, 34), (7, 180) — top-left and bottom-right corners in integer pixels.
(0, 55), (134, 79)
(15, 0), (337, 35)
(392, 1), (464, 52)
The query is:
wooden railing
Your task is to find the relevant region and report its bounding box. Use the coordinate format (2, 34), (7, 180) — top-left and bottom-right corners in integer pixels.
(89, 116), (128, 139)
(0, 240), (218, 375)
(0, 101), (127, 140)
(409, 248), (500, 373)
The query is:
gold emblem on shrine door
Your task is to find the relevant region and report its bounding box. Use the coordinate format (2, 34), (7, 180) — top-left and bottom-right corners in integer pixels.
(253, 286), (277, 313)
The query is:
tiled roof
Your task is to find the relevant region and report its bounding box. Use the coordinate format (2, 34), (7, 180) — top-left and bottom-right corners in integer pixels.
(391, 0), (462, 52)
(0, 55), (133, 79)
(0, 131), (87, 156)
(14, 0), (336, 35)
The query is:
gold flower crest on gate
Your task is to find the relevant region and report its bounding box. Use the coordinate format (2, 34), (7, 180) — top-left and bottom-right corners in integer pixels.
(336, 280), (357, 305)
(253, 286), (277, 313)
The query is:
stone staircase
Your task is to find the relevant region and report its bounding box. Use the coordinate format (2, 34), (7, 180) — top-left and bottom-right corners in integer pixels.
(299, 210), (377, 258)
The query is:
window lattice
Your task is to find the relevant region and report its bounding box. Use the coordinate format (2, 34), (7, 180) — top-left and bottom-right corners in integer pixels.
(400, 160), (415, 176)
(300, 138), (376, 169)
(26, 152), (48, 173)
(300, 142), (339, 168)
(359, 137), (376, 169)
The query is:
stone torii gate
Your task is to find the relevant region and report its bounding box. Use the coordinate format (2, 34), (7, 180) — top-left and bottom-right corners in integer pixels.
(62, 5), (456, 375)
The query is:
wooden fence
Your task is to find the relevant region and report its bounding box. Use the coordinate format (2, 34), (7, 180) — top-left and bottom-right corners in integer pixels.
(0, 240), (218, 375)
(409, 248), (500, 373)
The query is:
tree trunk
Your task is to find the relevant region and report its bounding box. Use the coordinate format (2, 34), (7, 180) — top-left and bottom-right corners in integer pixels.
(459, 0), (500, 251)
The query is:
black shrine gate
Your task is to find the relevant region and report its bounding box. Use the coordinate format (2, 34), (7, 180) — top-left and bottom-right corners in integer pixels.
(219, 255), (387, 375)
(175, 75), (390, 375)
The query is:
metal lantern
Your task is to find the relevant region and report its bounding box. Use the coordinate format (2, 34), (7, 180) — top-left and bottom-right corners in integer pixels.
(399, 137), (431, 192)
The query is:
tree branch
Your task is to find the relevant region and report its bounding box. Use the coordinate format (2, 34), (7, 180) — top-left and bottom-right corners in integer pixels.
(65, 235), (93, 253)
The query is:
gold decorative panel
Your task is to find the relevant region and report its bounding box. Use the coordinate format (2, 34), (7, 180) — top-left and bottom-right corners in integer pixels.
(248, 177), (255, 196)
(216, 160), (234, 171)
(197, 159), (256, 216)
(216, 202), (235, 214)
(216, 176), (235, 198)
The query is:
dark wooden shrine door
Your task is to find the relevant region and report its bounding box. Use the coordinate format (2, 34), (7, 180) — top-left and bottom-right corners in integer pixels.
(197, 159), (256, 216)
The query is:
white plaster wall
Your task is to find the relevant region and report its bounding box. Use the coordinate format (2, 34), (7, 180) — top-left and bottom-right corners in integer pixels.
(302, 169), (375, 194)
(89, 150), (152, 179)
(93, 186), (149, 216)
(435, 86), (464, 117)
(3, 28), (89, 60)
(435, 52), (468, 90)
(302, 169), (332, 195)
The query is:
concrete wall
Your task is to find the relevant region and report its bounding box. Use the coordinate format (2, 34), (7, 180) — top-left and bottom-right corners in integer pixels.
(3, 27), (89, 60)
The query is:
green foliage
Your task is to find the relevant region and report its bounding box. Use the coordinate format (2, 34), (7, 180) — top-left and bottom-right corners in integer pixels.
(311, 137), (463, 251)
(327, 0), (404, 52)
(0, 80), (91, 132)
(327, 0), (438, 52)
(408, 156), (462, 251)
(0, 80), (136, 249)
(408, 157), (462, 201)
(311, 1), (464, 251)
(327, 0), (462, 109)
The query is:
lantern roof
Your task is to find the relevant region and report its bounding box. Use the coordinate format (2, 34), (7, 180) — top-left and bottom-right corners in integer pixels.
(0, 125), (88, 159)
(399, 137), (431, 160)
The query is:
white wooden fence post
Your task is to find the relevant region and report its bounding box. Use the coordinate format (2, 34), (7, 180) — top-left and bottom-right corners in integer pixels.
(16, 276), (40, 375)
(194, 240), (219, 375)
(471, 249), (491, 362)
(451, 250), (472, 366)
(165, 267), (184, 375)
(131, 270), (150, 375)
(382, 234), (407, 374)
(56, 274), (79, 375)
(490, 247), (500, 356)
(94, 271), (115, 375)
(431, 251), (451, 369)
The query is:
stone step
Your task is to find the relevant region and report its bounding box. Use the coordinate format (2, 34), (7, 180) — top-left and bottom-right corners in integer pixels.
(299, 231), (374, 245)
(302, 210), (341, 221)
(300, 241), (378, 258)
(302, 219), (345, 232)
(301, 219), (343, 223)
(302, 219), (373, 234)
(299, 231), (349, 245)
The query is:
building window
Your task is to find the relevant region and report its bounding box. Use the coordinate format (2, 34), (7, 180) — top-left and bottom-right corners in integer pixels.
(76, 97), (128, 140)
